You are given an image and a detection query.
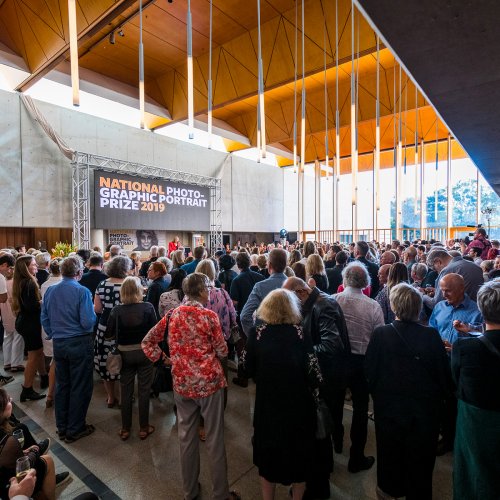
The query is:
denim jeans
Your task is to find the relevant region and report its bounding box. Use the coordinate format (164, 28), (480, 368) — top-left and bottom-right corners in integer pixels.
(53, 335), (94, 436)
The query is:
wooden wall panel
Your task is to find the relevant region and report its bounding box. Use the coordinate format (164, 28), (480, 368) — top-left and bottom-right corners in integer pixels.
(0, 227), (72, 252)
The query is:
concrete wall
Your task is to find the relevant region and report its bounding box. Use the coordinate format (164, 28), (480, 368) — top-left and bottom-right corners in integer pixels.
(0, 89), (284, 234)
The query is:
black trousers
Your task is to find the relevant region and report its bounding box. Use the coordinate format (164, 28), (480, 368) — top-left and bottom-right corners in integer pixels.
(375, 411), (439, 499)
(344, 354), (370, 461)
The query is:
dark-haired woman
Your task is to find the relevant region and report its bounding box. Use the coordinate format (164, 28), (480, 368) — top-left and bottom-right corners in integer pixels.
(146, 261), (169, 319)
(218, 255), (237, 291)
(0, 388), (62, 499)
(11, 256), (47, 402)
(158, 269), (187, 318)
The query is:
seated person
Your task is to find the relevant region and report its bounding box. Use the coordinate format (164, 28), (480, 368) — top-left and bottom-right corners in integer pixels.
(0, 389), (68, 499)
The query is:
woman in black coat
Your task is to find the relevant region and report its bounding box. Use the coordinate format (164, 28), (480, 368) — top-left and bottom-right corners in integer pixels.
(239, 289), (322, 500)
(145, 261), (169, 318)
(365, 283), (451, 500)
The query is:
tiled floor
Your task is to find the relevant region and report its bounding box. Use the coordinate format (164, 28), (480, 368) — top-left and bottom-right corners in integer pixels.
(7, 365), (453, 499)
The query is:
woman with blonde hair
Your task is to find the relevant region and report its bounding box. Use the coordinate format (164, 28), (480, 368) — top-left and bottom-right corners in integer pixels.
(11, 256), (47, 402)
(106, 277), (157, 441)
(171, 249), (185, 270)
(305, 254), (329, 293)
(239, 289), (322, 500)
(129, 251), (142, 277)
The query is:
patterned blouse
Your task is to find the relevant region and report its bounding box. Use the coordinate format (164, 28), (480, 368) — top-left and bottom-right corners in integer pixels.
(206, 286), (236, 340)
(142, 301), (228, 399)
(158, 289), (183, 318)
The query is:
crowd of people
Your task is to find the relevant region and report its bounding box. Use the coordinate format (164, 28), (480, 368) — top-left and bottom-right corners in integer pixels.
(0, 227), (498, 500)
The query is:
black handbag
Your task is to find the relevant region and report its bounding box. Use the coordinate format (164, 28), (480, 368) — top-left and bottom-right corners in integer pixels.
(313, 390), (333, 440)
(151, 312), (173, 396)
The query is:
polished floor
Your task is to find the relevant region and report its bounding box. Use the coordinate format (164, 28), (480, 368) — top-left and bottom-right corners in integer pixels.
(7, 363), (453, 500)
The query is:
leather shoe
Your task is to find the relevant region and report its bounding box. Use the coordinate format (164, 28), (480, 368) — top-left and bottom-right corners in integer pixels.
(348, 455), (375, 473)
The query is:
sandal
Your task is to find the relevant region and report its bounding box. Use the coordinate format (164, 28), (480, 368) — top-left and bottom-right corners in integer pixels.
(64, 424), (95, 443)
(139, 425), (155, 440)
(198, 427), (206, 442)
(118, 429), (130, 441)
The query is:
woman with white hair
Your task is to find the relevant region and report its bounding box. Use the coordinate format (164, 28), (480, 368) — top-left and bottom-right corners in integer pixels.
(239, 288), (322, 500)
(451, 279), (500, 500)
(365, 283), (451, 500)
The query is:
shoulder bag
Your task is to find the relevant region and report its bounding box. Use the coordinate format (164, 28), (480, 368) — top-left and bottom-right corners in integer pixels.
(106, 312), (122, 377)
(151, 312), (173, 395)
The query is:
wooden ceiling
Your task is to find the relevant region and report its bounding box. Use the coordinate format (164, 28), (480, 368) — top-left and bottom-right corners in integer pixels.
(0, 0), (450, 167)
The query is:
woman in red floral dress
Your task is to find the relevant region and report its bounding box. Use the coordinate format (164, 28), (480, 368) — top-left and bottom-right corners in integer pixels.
(142, 273), (239, 500)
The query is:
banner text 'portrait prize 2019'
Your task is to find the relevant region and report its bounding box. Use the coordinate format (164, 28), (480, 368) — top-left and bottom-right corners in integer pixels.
(93, 171), (211, 231)
(98, 176), (208, 212)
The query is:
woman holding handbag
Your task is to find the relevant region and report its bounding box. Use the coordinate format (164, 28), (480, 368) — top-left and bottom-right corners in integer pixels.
(106, 277), (157, 441)
(142, 273), (239, 500)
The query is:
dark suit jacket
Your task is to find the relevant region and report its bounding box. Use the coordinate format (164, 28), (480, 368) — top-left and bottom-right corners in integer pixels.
(365, 321), (451, 417)
(451, 330), (500, 411)
(357, 256), (379, 298)
(326, 265), (344, 295)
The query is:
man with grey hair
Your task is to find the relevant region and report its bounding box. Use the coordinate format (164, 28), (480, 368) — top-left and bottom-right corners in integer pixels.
(334, 262), (384, 473)
(109, 244), (121, 258)
(283, 277), (350, 495)
(411, 263), (428, 288)
(35, 251), (51, 287)
(424, 248), (483, 308)
(41, 256), (96, 444)
(379, 251), (396, 266)
(139, 245), (159, 278)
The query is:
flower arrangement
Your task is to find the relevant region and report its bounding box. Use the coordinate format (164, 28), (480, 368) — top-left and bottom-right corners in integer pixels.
(51, 241), (77, 258)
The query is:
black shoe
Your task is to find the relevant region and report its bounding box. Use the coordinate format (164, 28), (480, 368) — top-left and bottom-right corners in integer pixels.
(38, 438), (50, 455)
(232, 377), (248, 388)
(55, 471), (71, 487)
(40, 374), (49, 389)
(0, 375), (14, 387)
(436, 439), (453, 456)
(348, 455), (375, 473)
(20, 386), (46, 402)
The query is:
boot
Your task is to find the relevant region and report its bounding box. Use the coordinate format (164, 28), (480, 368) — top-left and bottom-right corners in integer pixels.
(40, 374), (49, 389)
(20, 386), (46, 402)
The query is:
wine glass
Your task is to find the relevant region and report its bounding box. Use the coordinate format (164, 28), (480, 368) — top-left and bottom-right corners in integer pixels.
(15, 456), (30, 483)
(12, 429), (24, 449)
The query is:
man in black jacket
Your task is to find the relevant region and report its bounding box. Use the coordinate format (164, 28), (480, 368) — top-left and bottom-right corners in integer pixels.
(355, 241), (379, 298)
(284, 277), (351, 499)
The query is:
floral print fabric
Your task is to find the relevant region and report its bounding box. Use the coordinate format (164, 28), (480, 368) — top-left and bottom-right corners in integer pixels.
(142, 301), (228, 399)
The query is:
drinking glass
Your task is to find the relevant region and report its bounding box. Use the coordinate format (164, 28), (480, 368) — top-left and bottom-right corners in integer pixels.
(15, 456), (30, 483)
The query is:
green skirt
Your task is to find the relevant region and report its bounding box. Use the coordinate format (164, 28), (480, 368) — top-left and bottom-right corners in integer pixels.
(454, 399), (500, 500)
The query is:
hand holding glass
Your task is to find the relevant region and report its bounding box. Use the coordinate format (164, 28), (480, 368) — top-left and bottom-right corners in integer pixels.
(15, 456), (30, 483)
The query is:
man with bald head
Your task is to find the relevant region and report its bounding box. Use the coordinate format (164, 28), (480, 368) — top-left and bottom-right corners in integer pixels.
(379, 251), (396, 266)
(283, 277), (350, 498)
(429, 273), (483, 455)
(429, 273), (483, 348)
(377, 264), (392, 288)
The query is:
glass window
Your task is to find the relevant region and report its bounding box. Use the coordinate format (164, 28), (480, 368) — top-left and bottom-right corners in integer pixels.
(479, 172), (500, 240)
(450, 149), (477, 227)
(423, 142), (447, 228)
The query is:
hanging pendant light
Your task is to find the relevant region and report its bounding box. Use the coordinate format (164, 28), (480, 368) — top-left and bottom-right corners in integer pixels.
(256, 0), (266, 158)
(414, 84), (419, 215)
(187, 0), (194, 139)
(68, 0), (80, 106)
(323, 6), (329, 180)
(300, 0), (306, 175)
(293, 0), (298, 174)
(435, 118), (439, 221)
(335, 0), (340, 235)
(207, 0), (213, 148)
(138, 0), (145, 128)
(375, 36), (380, 216)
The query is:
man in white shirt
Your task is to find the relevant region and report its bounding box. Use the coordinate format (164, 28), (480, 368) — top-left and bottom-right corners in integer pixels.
(334, 262), (384, 473)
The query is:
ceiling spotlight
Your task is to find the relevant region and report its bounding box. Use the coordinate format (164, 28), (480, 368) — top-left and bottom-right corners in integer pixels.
(118, 30), (124, 37)
(109, 31), (115, 44)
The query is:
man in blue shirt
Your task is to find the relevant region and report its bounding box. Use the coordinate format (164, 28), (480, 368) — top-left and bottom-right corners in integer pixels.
(41, 256), (97, 444)
(429, 273), (483, 348)
(180, 246), (206, 275)
(428, 273), (482, 455)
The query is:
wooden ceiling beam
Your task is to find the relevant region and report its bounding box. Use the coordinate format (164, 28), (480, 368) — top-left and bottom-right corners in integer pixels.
(15, 0), (152, 92)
